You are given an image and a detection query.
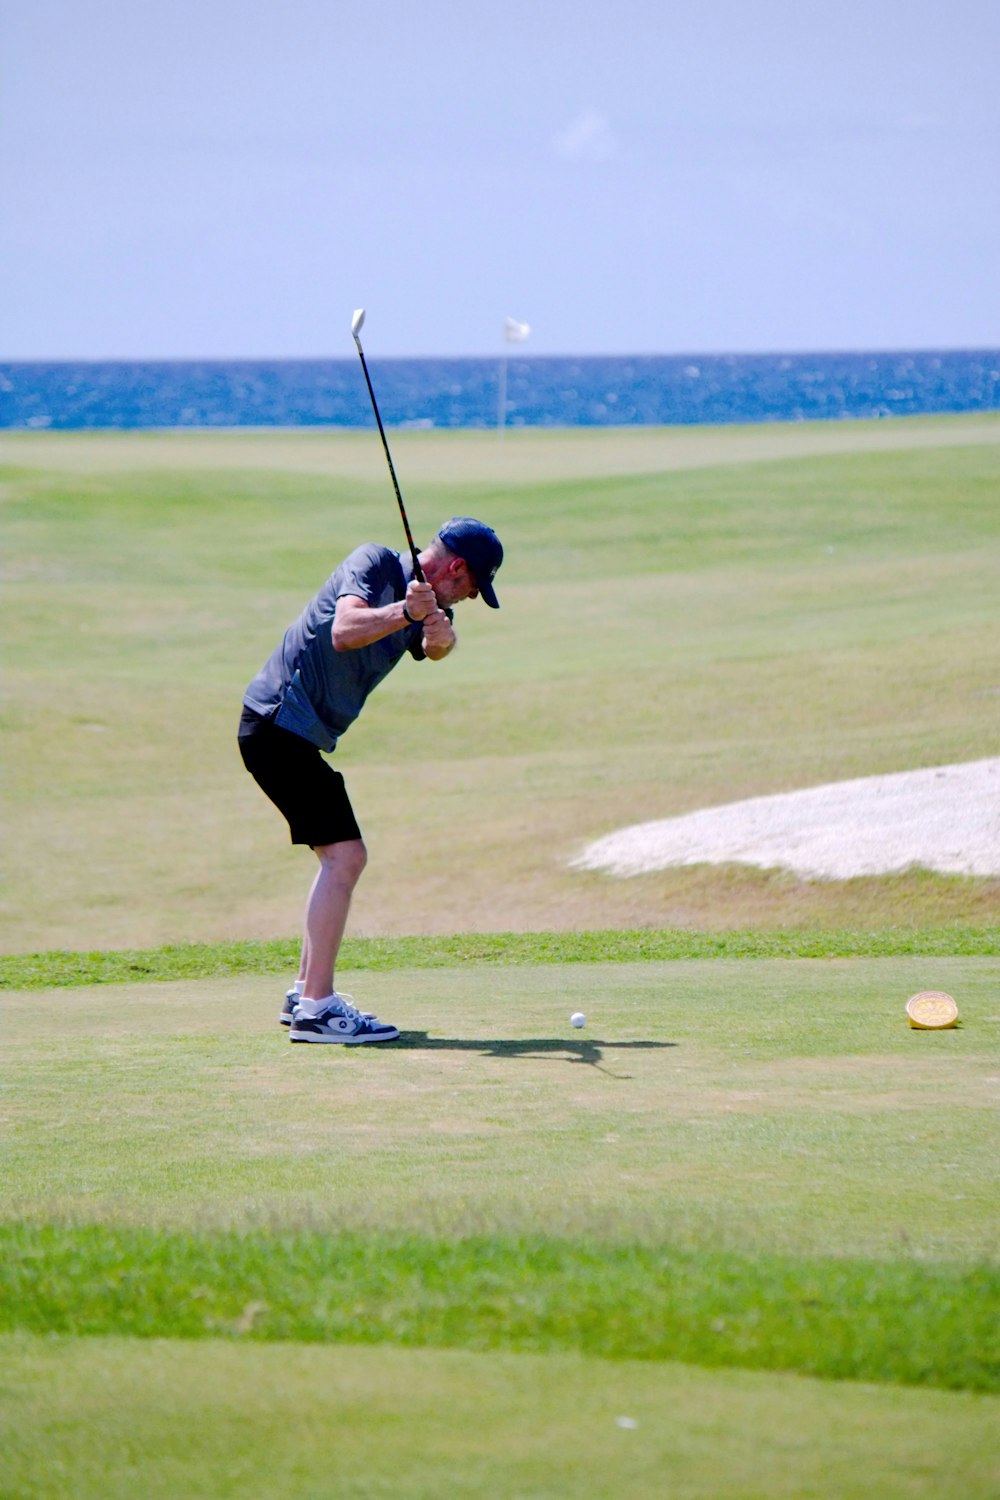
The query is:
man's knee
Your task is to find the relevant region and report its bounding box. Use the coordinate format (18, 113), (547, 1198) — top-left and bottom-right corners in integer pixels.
(315, 838), (368, 885)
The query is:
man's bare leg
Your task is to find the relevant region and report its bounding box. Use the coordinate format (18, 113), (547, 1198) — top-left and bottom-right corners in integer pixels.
(299, 839), (367, 1003)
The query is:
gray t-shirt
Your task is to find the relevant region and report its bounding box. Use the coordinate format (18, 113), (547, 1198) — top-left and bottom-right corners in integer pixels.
(243, 544), (428, 751)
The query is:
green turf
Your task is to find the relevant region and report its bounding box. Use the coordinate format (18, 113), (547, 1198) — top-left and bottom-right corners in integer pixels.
(3, 420), (999, 953)
(3, 1337), (997, 1500)
(7, 961), (997, 1256)
(5, 959), (998, 1398)
(2, 923), (997, 990)
(3, 1223), (995, 1392)
(4, 422), (999, 1495)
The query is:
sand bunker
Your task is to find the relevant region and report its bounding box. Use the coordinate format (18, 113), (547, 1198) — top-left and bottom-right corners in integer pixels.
(571, 759), (1000, 880)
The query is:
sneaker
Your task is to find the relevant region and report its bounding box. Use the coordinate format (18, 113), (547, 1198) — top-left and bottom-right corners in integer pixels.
(279, 987), (374, 1027)
(289, 996), (399, 1045)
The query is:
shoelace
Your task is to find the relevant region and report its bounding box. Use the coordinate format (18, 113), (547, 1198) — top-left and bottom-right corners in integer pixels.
(330, 992), (367, 1025)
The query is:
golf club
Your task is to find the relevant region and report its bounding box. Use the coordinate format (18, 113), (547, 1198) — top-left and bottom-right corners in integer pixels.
(351, 308), (424, 583)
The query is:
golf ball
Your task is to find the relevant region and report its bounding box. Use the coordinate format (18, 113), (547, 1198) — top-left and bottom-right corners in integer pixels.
(570, 1012), (586, 1028)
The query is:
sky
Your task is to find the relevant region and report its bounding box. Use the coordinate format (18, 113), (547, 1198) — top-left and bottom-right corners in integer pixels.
(2, 0), (998, 359)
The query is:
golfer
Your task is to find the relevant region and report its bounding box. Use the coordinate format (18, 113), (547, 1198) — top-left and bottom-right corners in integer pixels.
(239, 517), (503, 1044)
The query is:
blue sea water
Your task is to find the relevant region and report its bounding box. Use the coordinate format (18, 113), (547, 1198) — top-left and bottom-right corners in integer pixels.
(1, 350), (997, 432)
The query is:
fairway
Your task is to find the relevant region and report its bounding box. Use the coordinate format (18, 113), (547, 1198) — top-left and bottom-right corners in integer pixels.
(3, 417), (1000, 952)
(3, 420), (998, 1495)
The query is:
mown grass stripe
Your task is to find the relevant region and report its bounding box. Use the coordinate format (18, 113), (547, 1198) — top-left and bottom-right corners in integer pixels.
(2, 925), (998, 991)
(2, 1224), (996, 1392)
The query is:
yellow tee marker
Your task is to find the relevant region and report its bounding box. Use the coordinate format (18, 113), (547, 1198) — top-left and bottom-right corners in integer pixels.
(906, 991), (959, 1029)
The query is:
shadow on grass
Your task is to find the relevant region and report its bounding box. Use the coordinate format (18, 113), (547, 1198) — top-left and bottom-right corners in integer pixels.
(392, 1032), (677, 1078)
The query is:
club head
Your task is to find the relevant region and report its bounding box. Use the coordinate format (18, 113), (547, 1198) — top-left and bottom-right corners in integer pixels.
(351, 308), (366, 339)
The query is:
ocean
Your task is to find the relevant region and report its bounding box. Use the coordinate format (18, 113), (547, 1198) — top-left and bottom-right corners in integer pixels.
(1, 349), (997, 432)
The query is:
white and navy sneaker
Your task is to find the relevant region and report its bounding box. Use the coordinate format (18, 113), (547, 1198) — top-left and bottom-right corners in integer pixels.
(280, 987), (374, 1027)
(288, 996), (399, 1045)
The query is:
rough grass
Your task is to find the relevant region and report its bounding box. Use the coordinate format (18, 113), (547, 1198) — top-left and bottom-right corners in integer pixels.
(2, 1223), (996, 1392)
(2, 923), (997, 990)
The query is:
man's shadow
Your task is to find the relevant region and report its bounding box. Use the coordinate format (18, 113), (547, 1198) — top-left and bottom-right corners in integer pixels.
(392, 1032), (676, 1079)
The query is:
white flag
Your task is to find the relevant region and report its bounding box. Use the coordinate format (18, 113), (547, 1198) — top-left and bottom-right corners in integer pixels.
(504, 317), (531, 342)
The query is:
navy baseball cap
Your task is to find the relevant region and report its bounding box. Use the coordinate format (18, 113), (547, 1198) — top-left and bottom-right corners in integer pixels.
(438, 517), (503, 608)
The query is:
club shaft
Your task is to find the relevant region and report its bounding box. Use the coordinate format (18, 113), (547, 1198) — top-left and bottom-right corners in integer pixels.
(353, 338), (424, 583)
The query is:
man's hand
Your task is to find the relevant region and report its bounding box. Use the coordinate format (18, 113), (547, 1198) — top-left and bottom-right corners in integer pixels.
(421, 606), (456, 659)
(404, 580), (437, 622)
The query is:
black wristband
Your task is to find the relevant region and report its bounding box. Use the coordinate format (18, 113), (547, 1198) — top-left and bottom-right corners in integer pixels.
(403, 604), (418, 625)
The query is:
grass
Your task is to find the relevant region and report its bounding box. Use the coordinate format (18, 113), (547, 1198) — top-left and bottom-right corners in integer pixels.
(3, 420), (999, 1494)
(2, 419), (999, 951)
(6, 961), (998, 1261)
(2, 923), (998, 990)
(2, 1224), (996, 1391)
(3, 1337), (997, 1500)
(3, 956), (999, 1491)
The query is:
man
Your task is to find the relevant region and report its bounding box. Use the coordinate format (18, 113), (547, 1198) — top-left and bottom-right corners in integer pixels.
(239, 516), (503, 1045)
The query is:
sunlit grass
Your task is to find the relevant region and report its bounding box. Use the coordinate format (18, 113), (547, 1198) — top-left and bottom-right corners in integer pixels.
(3, 1224), (996, 1392)
(3, 422), (999, 1494)
(3, 422), (999, 952)
(6, 962), (997, 1264)
(2, 922), (997, 990)
(3, 1335), (997, 1500)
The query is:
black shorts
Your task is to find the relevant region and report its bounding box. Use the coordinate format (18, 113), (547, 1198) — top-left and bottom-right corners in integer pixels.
(238, 707), (362, 847)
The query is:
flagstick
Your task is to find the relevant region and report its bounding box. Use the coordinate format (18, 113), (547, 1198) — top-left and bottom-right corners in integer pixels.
(498, 316), (529, 446)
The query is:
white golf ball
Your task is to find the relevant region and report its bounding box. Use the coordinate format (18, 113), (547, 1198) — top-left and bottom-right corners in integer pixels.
(570, 1012), (586, 1028)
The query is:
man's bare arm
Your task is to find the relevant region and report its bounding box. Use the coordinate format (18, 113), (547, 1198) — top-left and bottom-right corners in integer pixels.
(332, 594), (413, 651)
(332, 584), (455, 658)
